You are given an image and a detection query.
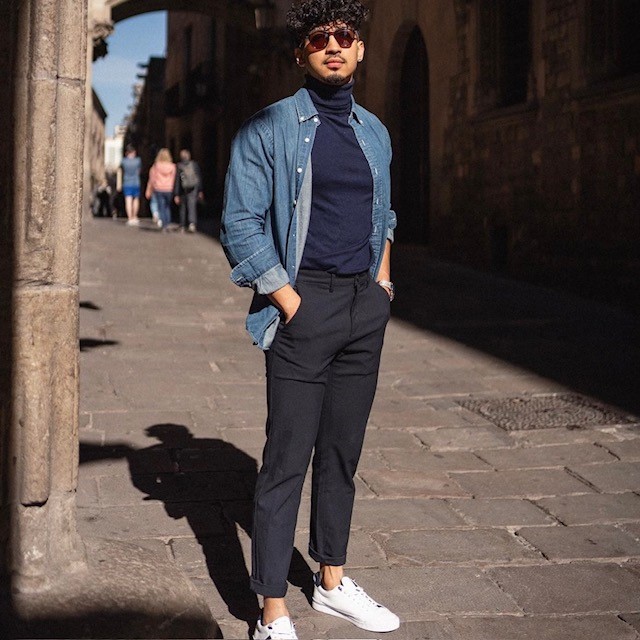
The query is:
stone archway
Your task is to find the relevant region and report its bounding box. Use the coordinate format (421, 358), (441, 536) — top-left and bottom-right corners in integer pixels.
(397, 25), (430, 244)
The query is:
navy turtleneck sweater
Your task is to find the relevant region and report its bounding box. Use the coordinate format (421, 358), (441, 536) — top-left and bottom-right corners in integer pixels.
(299, 76), (373, 275)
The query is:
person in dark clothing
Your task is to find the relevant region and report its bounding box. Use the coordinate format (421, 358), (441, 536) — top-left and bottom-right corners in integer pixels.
(173, 149), (203, 232)
(220, 1), (398, 638)
(93, 180), (112, 217)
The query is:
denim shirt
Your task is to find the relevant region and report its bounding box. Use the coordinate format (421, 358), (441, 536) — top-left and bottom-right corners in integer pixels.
(220, 87), (396, 350)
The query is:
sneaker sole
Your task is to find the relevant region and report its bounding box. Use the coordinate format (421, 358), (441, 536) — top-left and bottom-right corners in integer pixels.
(311, 599), (400, 633)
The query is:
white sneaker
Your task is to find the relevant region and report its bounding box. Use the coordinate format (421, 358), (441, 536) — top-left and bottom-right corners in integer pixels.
(312, 573), (400, 632)
(253, 614), (298, 640)
(188, 222), (196, 233)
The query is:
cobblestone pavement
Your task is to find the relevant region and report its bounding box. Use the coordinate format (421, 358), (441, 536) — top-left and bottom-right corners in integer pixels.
(78, 214), (640, 640)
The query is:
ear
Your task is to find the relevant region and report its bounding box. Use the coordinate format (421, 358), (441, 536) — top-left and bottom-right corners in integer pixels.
(356, 39), (365, 63)
(294, 47), (306, 67)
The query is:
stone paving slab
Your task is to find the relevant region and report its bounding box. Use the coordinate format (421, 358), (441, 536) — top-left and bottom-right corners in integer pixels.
(536, 492), (640, 525)
(358, 469), (469, 498)
(97, 471), (253, 506)
(377, 528), (542, 565)
(517, 524), (640, 560)
(476, 443), (617, 469)
(362, 428), (422, 450)
(570, 461), (640, 492)
(450, 468), (594, 498)
(447, 498), (555, 527)
(380, 449), (491, 472)
(489, 563), (640, 613)
(414, 426), (514, 451)
(77, 502), (228, 539)
(602, 439), (640, 460)
(510, 426), (623, 446)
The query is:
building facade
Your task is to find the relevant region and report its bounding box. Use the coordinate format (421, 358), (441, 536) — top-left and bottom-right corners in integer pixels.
(362, 0), (640, 308)
(104, 124), (126, 175)
(125, 56), (167, 174)
(163, 8), (298, 208)
(88, 88), (108, 198)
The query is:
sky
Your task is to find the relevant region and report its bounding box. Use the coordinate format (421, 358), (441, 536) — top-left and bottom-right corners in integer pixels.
(93, 12), (167, 137)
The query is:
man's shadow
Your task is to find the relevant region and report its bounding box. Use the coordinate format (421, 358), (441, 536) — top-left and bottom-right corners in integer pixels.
(79, 423), (314, 634)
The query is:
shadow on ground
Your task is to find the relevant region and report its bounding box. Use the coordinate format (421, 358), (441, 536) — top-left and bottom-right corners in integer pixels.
(390, 244), (640, 415)
(79, 424), (315, 636)
(199, 216), (639, 415)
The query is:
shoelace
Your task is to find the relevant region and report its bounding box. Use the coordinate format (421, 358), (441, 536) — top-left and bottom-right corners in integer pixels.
(340, 580), (383, 609)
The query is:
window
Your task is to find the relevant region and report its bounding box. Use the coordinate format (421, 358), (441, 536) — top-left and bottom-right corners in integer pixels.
(587, 0), (640, 80)
(184, 26), (193, 75)
(477, 0), (532, 110)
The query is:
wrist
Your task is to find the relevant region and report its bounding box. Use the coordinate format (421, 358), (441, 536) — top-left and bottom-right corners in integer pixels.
(377, 279), (395, 302)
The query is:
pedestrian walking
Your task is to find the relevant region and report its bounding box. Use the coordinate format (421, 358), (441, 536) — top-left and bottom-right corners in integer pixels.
(119, 144), (142, 226)
(146, 148), (177, 230)
(92, 179), (112, 217)
(220, 1), (398, 638)
(173, 149), (203, 232)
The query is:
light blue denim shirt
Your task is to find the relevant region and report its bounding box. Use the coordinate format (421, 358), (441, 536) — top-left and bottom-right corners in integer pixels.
(220, 87), (396, 350)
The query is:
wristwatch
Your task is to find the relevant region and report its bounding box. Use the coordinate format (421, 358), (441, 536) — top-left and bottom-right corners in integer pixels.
(377, 280), (395, 302)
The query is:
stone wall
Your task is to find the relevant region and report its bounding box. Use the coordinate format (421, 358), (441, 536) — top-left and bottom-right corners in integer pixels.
(363, 0), (639, 310)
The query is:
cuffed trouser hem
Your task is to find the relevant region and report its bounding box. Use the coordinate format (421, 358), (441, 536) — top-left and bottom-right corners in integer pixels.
(308, 546), (346, 566)
(250, 577), (288, 598)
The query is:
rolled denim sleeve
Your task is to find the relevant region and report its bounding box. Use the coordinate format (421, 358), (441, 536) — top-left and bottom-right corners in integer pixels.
(384, 128), (397, 243)
(220, 116), (290, 294)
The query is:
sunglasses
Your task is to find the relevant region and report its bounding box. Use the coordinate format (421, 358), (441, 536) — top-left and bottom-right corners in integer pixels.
(303, 28), (358, 52)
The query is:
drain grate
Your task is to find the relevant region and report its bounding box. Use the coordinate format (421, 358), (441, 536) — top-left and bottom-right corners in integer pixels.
(458, 394), (639, 431)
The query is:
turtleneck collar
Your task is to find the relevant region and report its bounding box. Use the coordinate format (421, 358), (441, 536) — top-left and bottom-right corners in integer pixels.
(304, 75), (354, 116)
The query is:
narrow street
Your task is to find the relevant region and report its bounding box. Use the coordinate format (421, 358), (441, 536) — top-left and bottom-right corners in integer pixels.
(78, 212), (640, 640)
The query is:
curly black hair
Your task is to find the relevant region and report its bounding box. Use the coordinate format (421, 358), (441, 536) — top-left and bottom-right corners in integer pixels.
(286, 0), (370, 46)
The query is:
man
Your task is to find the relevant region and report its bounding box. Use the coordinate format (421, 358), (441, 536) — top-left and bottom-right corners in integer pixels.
(173, 149), (203, 232)
(221, 1), (398, 638)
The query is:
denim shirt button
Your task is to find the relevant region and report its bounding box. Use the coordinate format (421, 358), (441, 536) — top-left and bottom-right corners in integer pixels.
(297, 167), (303, 173)
(299, 116), (304, 122)
(304, 137), (310, 143)
(293, 199), (297, 206)
(313, 117), (319, 123)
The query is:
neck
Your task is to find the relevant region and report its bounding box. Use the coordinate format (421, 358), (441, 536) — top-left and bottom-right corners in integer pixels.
(304, 75), (354, 114)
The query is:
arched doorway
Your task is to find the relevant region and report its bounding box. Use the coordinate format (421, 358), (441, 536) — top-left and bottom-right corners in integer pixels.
(396, 26), (430, 244)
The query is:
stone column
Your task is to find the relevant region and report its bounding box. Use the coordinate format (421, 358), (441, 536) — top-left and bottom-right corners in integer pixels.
(7, 0), (88, 593)
(1, 1), (218, 636)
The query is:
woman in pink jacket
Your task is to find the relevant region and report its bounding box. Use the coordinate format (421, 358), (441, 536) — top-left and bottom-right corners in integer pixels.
(145, 148), (177, 229)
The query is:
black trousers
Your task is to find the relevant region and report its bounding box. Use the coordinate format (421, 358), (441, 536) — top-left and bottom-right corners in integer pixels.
(250, 269), (390, 598)
(179, 189), (198, 227)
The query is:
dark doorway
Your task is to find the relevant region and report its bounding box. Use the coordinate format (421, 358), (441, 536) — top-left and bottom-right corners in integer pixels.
(396, 26), (430, 244)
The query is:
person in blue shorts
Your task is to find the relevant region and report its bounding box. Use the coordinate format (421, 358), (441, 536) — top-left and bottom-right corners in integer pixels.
(119, 144), (142, 226)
